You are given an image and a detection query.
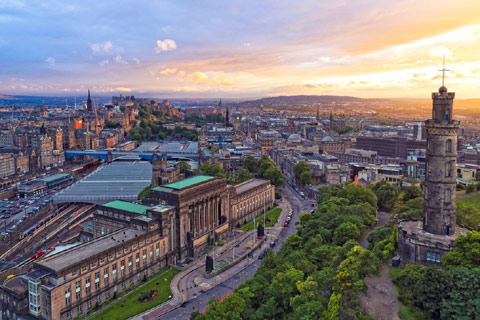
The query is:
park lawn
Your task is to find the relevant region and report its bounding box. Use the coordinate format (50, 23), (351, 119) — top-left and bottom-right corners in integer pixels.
(90, 268), (179, 320)
(457, 193), (480, 210)
(240, 206), (281, 231)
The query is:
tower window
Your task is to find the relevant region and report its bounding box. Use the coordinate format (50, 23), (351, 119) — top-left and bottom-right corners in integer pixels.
(446, 162), (452, 177)
(446, 139), (452, 153)
(445, 189), (451, 203)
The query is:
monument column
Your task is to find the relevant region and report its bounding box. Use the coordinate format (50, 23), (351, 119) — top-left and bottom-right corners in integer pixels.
(423, 84), (458, 235)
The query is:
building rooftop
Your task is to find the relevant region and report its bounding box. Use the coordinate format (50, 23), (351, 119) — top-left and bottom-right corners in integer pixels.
(40, 173), (70, 183)
(37, 228), (146, 274)
(102, 200), (150, 215)
(53, 161), (152, 204)
(234, 179), (269, 194)
(162, 175), (215, 190)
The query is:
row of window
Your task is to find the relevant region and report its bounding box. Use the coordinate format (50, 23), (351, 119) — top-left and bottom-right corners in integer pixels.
(65, 265), (162, 319)
(71, 236), (166, 277)
(65, 244), (164, 306)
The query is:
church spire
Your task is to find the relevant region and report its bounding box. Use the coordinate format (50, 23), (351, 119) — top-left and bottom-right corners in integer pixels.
(87, 89), (93, 111)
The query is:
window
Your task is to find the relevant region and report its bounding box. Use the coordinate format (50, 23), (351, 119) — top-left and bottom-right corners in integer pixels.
(136, 253), (140, 269)
(65, 286), (71, 306)
(143, 250), (147, 265)
(446, 162), (452, 177)
(121, 260), (125, 277)
(112, 264), (117, 280)
(129, 277), (134, 286)
(75, 281), (81, 300)
(66, 310), (72, 319)
(77, 305), (82, 315)
(87, 300), (92, 310)
(445, 189), (451, 203)
(85, 277), (91, 295)
(426, 251), (441, 263)
(137, 273), (141, 281)
(128, 256), (133, 273)
(105, 290), (110, 299)
(104, 268), (109, 285)
(446, 139), (452, 153)
(156, 243), (160, 257)
(150, 247), (153, 261)
(95, 272), (100, 290)
(96, 295), (101, 304)
(121, 281), (126, 289)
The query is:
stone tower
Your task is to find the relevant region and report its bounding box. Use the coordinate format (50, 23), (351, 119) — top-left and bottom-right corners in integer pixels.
(151, 153), (161, 186)
(423, 85), (459, 235)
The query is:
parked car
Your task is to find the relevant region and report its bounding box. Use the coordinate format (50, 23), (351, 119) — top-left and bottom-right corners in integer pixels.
(269, 241), (276, 248)
(284, 222), (289, 227)
(258, 253), (264, 260)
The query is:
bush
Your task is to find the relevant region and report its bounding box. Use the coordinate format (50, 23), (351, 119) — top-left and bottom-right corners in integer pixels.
(466, 184), (475, 193)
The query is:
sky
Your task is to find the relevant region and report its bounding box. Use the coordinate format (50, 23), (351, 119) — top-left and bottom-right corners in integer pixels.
(2, 0), (480, 99)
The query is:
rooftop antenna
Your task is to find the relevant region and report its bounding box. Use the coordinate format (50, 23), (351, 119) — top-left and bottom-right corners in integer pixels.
(439, 55), (450, 87)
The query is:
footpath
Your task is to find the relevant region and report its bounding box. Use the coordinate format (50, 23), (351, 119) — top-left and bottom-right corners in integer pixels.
(129, 197), (291, 320)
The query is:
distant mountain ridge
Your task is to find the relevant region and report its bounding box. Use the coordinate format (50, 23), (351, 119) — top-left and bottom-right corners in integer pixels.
(236, 95), (389, 107)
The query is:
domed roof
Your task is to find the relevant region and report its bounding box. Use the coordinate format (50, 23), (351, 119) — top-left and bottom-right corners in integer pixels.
(439, 86), (447, 93)
(288, 133), (301, 140)
(322, 136), (333, 142)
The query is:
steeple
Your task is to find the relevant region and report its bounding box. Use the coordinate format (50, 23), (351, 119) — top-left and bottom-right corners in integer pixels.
(87, 89), (93, 111)
(316, 105), (320, 122)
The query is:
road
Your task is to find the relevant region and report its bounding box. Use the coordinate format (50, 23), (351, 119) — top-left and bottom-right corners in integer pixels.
(158, 183), (314, 320)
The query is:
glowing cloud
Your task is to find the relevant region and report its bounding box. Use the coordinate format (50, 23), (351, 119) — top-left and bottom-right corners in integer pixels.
(160, 68), (177, 75)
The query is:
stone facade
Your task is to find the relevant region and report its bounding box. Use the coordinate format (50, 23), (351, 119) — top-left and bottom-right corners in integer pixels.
(229, 179), (275, 227)
(24, 228), (171, 320)
(148, 176), (230, 260)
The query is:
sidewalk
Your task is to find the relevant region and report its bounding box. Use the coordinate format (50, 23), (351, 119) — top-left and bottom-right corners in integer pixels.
(129, 197), (290, 320)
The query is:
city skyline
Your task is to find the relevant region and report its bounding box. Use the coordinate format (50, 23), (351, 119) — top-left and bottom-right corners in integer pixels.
(2, 0), (480, 98)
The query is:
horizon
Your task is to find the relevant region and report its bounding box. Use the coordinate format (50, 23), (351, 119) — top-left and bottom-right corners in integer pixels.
(2, 1), (480, 98)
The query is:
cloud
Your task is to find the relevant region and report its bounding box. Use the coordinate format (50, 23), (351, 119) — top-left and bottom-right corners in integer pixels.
(429, 46), (453, 58)
(133, 57), (140, 65)
(44, 57), (55, 66)
(116, 87), (132, 92)
(98, 59), (109, 67)
(177, 70), (187, 78)
(155, 39), (177, 53)
(243, 42), (251, 47)
(190, 71), (233, 86)
(114, 55), (128, 64)
(160, 68), (177, 75)
(90, 41), (113, 53)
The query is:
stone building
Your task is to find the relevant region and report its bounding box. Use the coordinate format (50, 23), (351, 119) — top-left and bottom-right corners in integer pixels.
(151, 153), (180, 186)
(19, 227), (170, 320)
(148, 176), (230, 259)
(228, 179), (275, 227)
(398, 84), (468, 265)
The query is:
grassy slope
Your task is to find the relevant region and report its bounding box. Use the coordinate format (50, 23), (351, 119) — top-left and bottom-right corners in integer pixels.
(90, 268), (179, 320)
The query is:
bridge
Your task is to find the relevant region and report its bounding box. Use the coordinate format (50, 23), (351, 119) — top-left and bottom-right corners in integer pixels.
(65, 145), (198, 162)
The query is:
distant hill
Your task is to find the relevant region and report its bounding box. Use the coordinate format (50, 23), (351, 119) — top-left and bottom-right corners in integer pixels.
(236, 95), (388, 107)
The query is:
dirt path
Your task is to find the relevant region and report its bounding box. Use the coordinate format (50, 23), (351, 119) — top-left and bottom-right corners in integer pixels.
(456, 190), (480, 200)
(359, 211), (391, 249)
(360, 265), (400, 320)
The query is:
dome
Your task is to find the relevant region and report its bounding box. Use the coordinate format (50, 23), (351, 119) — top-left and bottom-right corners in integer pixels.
(322, 136), (333, 142)
(288, 133), (301, 141)
(439, 86), (447, 93)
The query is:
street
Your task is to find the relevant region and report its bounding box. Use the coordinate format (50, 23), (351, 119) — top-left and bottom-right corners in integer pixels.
(157, 183), (314, 320)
